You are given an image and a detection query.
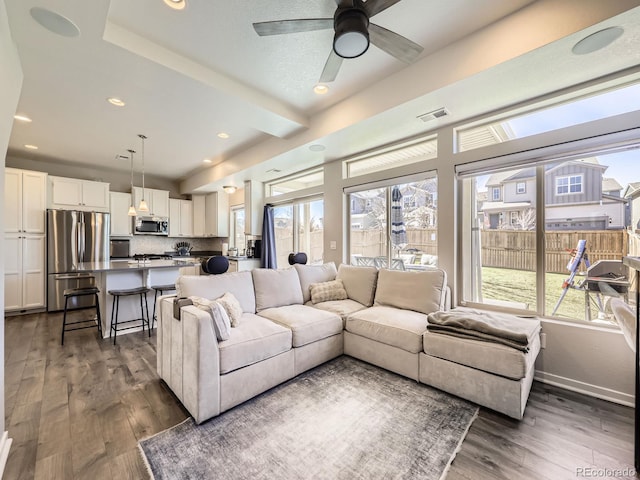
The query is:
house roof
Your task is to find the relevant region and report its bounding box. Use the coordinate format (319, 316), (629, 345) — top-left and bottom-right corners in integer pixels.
(624, 182), (640, 198)
(4, 1), (640, 193)
(480, 201), (531, 212)
(602, 177), (622, 193)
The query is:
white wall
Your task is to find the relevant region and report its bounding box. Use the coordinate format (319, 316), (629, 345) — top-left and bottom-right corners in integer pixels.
(0, 0), (23, 460)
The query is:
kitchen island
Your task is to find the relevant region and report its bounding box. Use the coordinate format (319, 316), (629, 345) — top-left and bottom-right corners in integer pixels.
(75, 258), (200, 338)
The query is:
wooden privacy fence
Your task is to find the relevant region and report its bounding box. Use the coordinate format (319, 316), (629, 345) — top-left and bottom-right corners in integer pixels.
(481, 229), (629, 274)
(350, 228), (438, 257)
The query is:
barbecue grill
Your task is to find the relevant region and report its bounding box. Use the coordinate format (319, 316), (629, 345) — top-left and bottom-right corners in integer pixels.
(583, 259), (629, 321)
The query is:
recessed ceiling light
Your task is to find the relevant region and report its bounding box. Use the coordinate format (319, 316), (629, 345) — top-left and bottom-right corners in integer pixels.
(14, 114), (32, 123)
(309, 144), (326, 152)
(203, 159), (212, 164)
(24, 144), (38, 150)
(313, 84), (329, 95)
(217, 132), (230, 139)
(164, 0), (186, 10)
(572, 26), (624, 55)
(107, 97), (125, 107)
(30, 7), (80, 37)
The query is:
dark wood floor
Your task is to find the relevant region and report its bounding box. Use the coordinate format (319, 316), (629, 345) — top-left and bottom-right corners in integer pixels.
(4, 312), (638, 479)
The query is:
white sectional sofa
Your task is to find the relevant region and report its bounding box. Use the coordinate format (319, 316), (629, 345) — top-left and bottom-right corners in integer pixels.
(156, 263), (540, 424)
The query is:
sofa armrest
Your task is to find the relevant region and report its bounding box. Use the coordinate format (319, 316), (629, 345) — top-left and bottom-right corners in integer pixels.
(157, 298), (221, 423)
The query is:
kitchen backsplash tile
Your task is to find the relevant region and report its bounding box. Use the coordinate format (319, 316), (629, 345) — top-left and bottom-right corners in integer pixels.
(128, 236), (228, 255)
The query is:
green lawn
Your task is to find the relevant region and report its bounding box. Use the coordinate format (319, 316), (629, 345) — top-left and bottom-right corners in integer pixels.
(480, 267), (608, 321)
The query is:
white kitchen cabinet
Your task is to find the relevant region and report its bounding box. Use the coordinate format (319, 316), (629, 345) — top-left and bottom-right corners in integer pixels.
(109, 192), (132, 236)
(5, 233), (46, 311)
(132, 187), (169, 217)
(192, 195), (206, 237)
(244, 180), (264, 235)
(49, 176), (109, 212)
(192, 192), (229, 237)
(169, 198), (193, 237)
(227, 258), (260, 273)
(5, 168), (47, 234)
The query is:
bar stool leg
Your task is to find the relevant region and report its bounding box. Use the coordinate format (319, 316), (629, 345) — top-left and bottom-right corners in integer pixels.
(95, 293), (102, 337)
(152, 289), (160, 330)
(112, 296), (120, 345)
(61, 295), (69, 345)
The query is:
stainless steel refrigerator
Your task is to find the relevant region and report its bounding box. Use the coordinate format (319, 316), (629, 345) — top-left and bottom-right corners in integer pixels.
(47, 209), (110, 311)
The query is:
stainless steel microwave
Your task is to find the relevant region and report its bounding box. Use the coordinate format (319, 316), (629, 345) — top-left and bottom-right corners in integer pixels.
(134, 216), (169, 235)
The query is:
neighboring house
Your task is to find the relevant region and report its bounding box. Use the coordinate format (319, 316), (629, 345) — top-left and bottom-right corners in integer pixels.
(623, 181), (640, 230)
(350, 181), (437, 229)
(481, 158), (626, 230)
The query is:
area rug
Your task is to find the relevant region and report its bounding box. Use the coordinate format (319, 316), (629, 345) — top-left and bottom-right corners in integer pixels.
(139, 356), (478, 480)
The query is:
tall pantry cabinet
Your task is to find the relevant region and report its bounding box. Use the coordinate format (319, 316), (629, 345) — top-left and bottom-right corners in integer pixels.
(4, 168), (47, 311)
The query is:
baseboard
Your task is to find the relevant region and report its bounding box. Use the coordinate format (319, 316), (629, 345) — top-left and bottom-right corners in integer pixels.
(534, 370), (634, 407)
(0, 431), (13, 477)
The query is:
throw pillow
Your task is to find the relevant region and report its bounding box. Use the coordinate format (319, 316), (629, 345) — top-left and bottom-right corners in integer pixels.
(309, 279), (348, 304)
(217, 292), (243, 327)
(189, 296), (231, 341)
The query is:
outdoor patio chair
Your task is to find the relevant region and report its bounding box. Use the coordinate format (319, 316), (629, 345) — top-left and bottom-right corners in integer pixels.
(354, 256), (377, 267)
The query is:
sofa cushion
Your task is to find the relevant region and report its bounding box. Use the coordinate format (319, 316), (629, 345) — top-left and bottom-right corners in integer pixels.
(374, 268), (447, 315)
(336, 264), (378, 307)
(308, 298), (367, 324)
(219, 313), (292, 374)
(258, 305), (342, 347)
(309, 279), (347, 304)
(294, 262), (338, 303)
(176, 271), (256, 313)
(423, 330), (541, 380)
(346, 306), (429, 354)
(252, 268), (304, 312)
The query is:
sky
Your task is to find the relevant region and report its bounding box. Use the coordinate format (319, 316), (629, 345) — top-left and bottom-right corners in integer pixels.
(477, 82), (640, 191)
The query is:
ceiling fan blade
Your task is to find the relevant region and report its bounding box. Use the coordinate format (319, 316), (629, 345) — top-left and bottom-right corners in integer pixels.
(253, 18), (333, 36)
(369, 23), (423, 64)
(319, 49), (344, 83)
(363, 0), (402, 17)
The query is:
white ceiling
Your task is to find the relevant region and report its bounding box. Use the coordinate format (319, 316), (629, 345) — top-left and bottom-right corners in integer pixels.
(5, 0), (640, 194)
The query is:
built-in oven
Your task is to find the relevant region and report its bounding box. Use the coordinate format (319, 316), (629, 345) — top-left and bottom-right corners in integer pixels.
(134, 216), (169, 235)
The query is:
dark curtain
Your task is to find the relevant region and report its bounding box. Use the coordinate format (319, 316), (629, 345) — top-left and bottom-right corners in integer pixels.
(261, 204), (277, 269)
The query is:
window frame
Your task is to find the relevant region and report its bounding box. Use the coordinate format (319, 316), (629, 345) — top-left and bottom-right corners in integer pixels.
(556, 174), (583, 195)
(492, 187), (501, 201)
(516, 182), (526, 194)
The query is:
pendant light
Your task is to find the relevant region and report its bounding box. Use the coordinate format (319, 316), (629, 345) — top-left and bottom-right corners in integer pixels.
(137, 134), (149, 213)
(127, 149), (137, 216)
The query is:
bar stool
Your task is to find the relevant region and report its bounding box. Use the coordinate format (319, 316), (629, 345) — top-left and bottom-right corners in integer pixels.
(150, 283), (176, 330)
(108, 286), (151, 345)
(61, 286), (102, 345)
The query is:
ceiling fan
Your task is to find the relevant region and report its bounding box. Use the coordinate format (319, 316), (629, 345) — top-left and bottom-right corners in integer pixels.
(253, 0), (424, 83)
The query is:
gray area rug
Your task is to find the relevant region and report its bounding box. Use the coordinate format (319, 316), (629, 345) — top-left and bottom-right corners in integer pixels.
(139, 356), (478, 480)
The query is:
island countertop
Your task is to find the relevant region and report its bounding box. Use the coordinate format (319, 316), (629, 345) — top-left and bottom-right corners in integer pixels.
(75, 258), (200, 272)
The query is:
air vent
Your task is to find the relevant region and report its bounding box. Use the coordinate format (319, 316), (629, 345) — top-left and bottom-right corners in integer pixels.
(114, 154), (129, 161)
(417, 108), (449, 122)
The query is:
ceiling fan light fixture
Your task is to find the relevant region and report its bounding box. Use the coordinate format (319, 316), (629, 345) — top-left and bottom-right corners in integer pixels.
(333, 8), (369, 59)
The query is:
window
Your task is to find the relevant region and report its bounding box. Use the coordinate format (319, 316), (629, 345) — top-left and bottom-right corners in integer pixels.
(230, 207), (245, 252)
(273, 198), (324, 267)
(456, 81), (640, 152)
(461, 149), (633, 325)
(267, 169), (323, 197)
(348, 176), (437, 269)
(556, 175), (582, 195)
(345, 136), (437, 178)
(516, 182), (526, 194)
(492, 187), (500, 201)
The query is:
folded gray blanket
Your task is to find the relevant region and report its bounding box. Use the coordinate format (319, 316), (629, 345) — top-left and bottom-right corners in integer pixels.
(427, 308), (541, 352)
